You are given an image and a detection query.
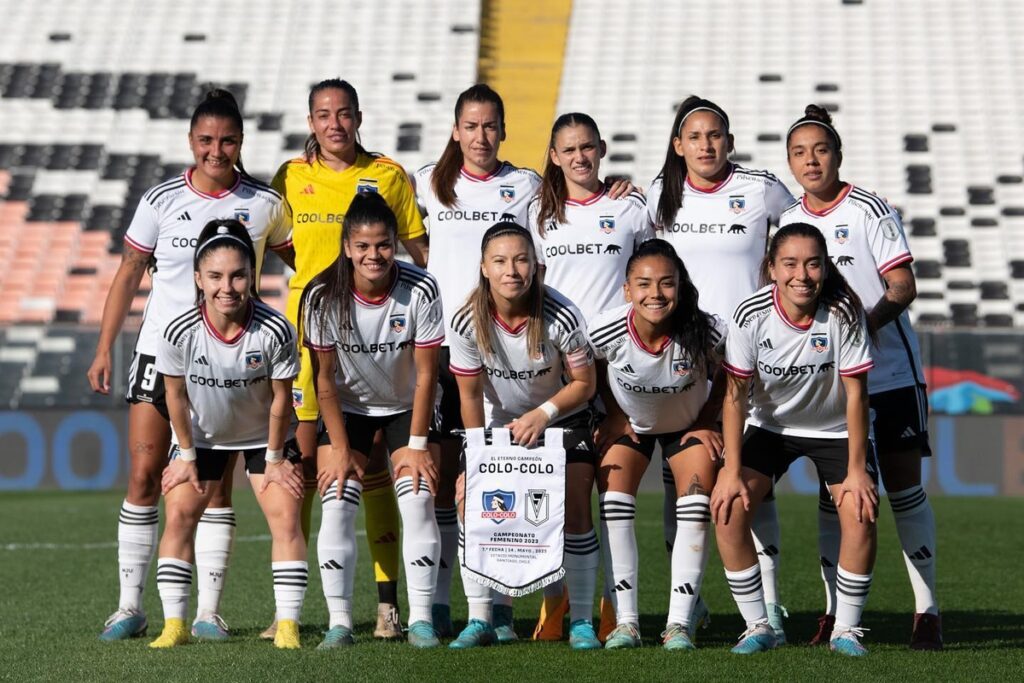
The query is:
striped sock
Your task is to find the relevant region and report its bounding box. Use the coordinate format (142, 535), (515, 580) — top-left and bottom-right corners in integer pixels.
(668, 495), (710, 627)
(319, 480), (362, 629)
(117, 501), (158, 611)
(156, 558), (192, 620)
(564, 530), (599, 624)
(272, 561), (308, 622)
(599, 491), (638, 625)
(725, 564), (768, 628)
(835, 566), (872, 634)
(195, 507), (236, 617)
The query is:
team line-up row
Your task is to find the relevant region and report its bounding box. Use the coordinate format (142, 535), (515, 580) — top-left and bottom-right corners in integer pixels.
(86, 81), (940, 653)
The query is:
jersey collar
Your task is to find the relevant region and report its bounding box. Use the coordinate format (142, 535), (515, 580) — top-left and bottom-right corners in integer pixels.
(565, 187), (606, 206)
(185, 167), (241, 199)
(493, 312), (527, 336)
(627, 309), (672, 356)
(201, 300), (254, 345)
(772, 285), (813, 331)
(460, 162), (505, 182)
(684, 163), (734, 194)
(351, 266), (399, 307)
(801, 183), (852, 217)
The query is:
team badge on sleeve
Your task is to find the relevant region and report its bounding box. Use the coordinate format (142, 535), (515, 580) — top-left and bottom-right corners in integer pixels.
(245, 351), (264, 370)
(672, 359), (691, 376)
(811, 334), (829, 353)
(389, 314), (406, 333)
(728, 196), (746, 213)
(879, 216), (900, 241)
(835, 227), (849, 244)
(599, 216), (616, 234)
(482, 490), (517, 523)
(499, 185), (515, 203)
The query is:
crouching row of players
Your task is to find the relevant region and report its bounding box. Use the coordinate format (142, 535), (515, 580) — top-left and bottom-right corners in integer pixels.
(150, 192), (879, 655)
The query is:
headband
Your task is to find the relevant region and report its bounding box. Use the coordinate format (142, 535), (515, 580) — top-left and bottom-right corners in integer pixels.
(678, 106), (729, 136)
(786, 119), (842, 149)
(196, 225), (251, 259)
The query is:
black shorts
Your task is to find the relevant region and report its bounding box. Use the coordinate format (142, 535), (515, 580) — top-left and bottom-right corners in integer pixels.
(318, 410), (441, 455)
(613, 429), (704, 461)
(870, 384), (932, 457)
(740, 426), (879, 487)
(125, 352), (168, 419)
(435, 346), (464, 438)
(168, 440), (302, 481)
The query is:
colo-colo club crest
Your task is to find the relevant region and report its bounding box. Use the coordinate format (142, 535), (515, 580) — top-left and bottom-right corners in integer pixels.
(389, 314), (406, 333)
(482, 490), (516, 524)
(811, 334), (829, 353)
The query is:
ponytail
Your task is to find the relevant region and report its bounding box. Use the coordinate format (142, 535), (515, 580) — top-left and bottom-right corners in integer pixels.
(190, 88), (247, 176)
(432, 84), (506, 208)
(536, 112), (601, 236)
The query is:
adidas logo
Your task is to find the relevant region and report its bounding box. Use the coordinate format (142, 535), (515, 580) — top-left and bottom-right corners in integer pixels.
(301, 184), (315, 194)
(759, 338), (774, 350)
(758, 544), (779, 557)
(901, 426), (918, 439)
(410, 555), (435, 568)
(194, 355), (209, 366)
(374, 532), (398, 544)
(673, 583), (695, 595)
(440, 559), (448, 570)
(621, 363), (635, 375)
(612, 579), (633, 592)
(820, 556), (835, 569)
(176, 211), (192, 221)
(319, 559), (343, 570)
(909, 545), (932, 561)
(575, 440), (589, 451)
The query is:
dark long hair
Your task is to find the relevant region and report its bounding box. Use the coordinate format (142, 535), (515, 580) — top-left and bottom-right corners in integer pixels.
(456, 222), (544, 358)
(625, 238), (717, 374)
(759, 223), (875, 343)
(304, 78), (369, 164)
(193, 219), (257, 304)
(654, 95), (731, 229)
(190, 88), (247, 175)
(432, 84), (506, 208)
(299, 192), (399, 342)
(536, 112), (601, 235)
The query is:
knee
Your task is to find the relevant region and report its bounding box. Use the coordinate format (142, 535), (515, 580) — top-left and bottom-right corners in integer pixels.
(165, 505), (201, 535)
(127, 466), (161, 502)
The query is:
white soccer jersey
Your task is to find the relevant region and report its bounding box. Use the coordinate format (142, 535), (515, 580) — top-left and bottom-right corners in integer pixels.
(646, 164), (795, 320)
(724, 285), (873, 438)
(304, 261), (445, 416)
(124, 169), (292, 356)
(590, 304), (726, 434)
(779, 185), (925, 394)
(414, 162), (541, 339)
(156, 300), (298, 449)
(448, 288), (593, 426)
(529, 189), (654, 322)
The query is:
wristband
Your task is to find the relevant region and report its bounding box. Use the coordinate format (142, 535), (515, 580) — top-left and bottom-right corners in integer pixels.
(265, 448), (284, 463)
(408, 435), (429, 451)
(177, 446), (197, 463)
(539, 401), (559, 421)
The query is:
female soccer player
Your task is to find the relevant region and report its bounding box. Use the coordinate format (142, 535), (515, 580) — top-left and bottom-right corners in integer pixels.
(301, 193), (445, 650)
(590, 239), (726, 650)
(88, 89), (292, 641)
(272, 78), (429, 640)
(447, 222), (600, 650)
(149, 220), (304, 649)
(647, 95), (796, 640)
(782, 105), (940, 649)
(711, 224), (878, 656)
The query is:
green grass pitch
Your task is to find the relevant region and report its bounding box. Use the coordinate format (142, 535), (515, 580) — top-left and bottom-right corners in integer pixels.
(2, 491), (1022, 680)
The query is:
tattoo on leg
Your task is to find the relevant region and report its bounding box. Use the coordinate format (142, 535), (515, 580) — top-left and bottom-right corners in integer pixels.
(132, 441), (156, 456)
(685, 475), (708, 496)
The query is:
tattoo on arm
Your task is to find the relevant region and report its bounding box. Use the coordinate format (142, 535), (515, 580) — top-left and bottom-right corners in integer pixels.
(685, 474), (709, 496)
(870, 278), (913, 330)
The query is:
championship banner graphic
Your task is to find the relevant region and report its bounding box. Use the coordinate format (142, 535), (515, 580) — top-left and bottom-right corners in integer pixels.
(460, 427), (566, 596)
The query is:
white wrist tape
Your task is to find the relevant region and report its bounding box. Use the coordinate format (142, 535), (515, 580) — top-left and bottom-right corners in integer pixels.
(408, 435), (429, 451)
(177, 446), (197, 462)
(264, 448), (284, 463)
(539, 401), (559, 421)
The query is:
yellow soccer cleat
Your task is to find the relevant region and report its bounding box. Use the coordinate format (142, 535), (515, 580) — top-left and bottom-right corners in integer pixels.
(149, 618), (189, 649)
(532, 586), (569, 641)
(273, 619), (301, 650)
(597, 597), (617, 643)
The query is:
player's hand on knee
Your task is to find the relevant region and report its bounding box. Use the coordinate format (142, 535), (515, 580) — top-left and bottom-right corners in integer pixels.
(262, 460), (304, 499)
(710, 471), (749, 525)
(682, 426), (724, 461)
(836, 468), (878, 523)
(403, 446), (438, 496)
(162, 459), (203, 495)
(317, 446), (363, 497)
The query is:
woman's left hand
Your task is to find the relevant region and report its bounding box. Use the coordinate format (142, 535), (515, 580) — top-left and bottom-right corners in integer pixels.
(506, 408), (551, 447)
(260, 460), (304, 499)
(162, 458), (204, 495)
(606, 178), (638, 199)
(836, 468), (879, 523)
(680, 427), (724, 462)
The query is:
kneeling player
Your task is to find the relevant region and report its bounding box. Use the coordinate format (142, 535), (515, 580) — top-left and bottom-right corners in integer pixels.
(151, 220), (305, 649)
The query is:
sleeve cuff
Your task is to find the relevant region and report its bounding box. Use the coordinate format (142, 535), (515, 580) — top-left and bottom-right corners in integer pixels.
(878, 253), (913, 274)
(723, 361), (754, 378)
(839, 361), (874, 377)
(124, 235), (154, 254)
(449, 364), (482, 377)
(414, 335), (445, 348)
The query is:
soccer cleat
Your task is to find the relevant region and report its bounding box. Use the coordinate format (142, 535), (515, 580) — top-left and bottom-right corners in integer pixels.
(259, 618), (278, 640)
(597, 596), (616, 643)
(532, 586), (569, 641)
(604, 623), (642, 649)
(100, 608), (148, 641)
(661, 623), (696, 651)
(149, 618), (189, 648)
(449, 619), (497, 649)
(809, 614), (836, 646)
(374, 603), (403, 640)
(830, 627), (869, 656)
(191, 612), (230, 641)
(910, 612), (943, 651)
(273, 619), (301, 650)
(492, 604), (518, 643)
(317, 625), (355, 649)
(432, 604), (454, 638)
(568, 620), (602, 650)
(730, 622), (777, 654)
(689, 596), (711, 640)
(766, 603), (789, 645)
(407, 621), (441, 649)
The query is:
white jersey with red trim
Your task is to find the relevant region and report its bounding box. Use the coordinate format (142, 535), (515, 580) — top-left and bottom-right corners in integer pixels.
(779, 184), (924, 394)
(414, 161), (541, 340)
(529, 189), (654, 322)
(156, 300), (298, 449)
(303, 261), (444, 416)
(448, 288), (593, 426)
(646, 164), (795, 320)
(590, 304), (726, 434)
(724, 285), (873, 438)
(124, 169), (291, 356)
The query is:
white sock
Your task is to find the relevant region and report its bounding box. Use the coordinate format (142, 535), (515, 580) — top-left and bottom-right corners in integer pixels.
(318, 480), (362, 629)
(458, 525), (492, 623)
(599, 491), (638, 625)
(272, 561), (308, 622)
(156, 558), (192, 620)
(888, 486), (938, 615)
(818, 493), (841, 616)
(395, 476), (440, 625)
(668, 495), (710, 627)
(434, 506), (459, 606)
(194, 507), (235, 617)
(751, 497), (781, 605)
(564, 530), (599, 623)
(725, 564), (768, 628)
(835, 566), (872, 634)
(661, 459), (676, 554)
(117, 501), (158, 611)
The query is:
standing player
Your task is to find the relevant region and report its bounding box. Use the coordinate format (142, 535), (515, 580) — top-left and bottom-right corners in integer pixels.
(149, 221), (304, 650)
(589, 239), (726, 650)
(271, 78), (429, 640)
(647, 95), (796, 640)
(301, 193), (444, 649)
(87, 89), (292, 641)
(447, 222), (600, 650)
(712, 224), (878, 656)
(782, 105), (940, 649)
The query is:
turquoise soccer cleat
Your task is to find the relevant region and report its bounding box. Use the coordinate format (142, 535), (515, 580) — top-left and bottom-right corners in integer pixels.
(449, 619), (497, 649)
